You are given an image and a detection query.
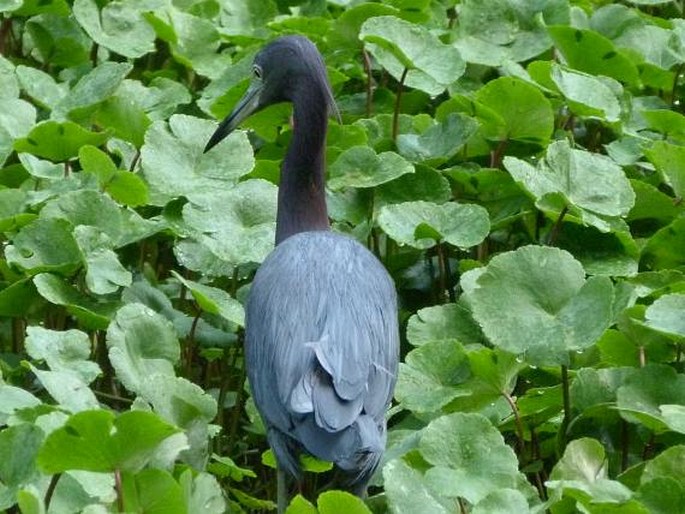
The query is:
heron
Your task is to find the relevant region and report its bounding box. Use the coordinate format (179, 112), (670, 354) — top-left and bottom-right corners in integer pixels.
(204, 36), (399, 510)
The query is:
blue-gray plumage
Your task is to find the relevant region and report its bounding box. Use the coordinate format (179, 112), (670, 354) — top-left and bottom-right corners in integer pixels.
(205, 36), (399, 504)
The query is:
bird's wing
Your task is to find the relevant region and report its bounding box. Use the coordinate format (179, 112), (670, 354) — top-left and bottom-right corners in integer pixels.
(246, 232), (399, 444)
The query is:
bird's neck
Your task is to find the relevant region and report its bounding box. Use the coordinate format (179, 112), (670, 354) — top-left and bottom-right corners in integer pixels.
(276, 87), (330, 245)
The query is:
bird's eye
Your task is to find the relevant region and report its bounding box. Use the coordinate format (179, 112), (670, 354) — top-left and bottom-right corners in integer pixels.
(253, 65), (263, 79)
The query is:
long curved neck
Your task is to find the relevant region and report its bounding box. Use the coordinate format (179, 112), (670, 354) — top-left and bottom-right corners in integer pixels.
(275, 84), (330, 245)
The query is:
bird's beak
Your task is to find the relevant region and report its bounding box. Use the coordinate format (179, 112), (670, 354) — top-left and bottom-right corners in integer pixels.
(204, 80), (263, 153)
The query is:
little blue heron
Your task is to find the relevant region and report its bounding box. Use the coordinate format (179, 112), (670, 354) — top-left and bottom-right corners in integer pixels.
(205, 36), (399, 511)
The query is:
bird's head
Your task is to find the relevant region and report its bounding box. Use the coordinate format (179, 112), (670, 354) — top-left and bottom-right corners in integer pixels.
(204, 35), (338, 152)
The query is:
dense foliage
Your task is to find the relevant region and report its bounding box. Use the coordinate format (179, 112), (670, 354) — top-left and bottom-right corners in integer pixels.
(1, 0), (684, 512)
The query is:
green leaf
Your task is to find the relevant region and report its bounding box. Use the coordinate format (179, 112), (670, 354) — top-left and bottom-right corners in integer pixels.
(28, 365), (99, 413)
(33, 273), (118, 329)
(317, 490), (371, 514)
(0, 278), (38, 317)
(376, 166), (452, 206)
(171, 271), (245, 327)
(5, 218), (81, 275)
(53, 62), (133, 119)
(637, 477), (685, 514)
(0, 424), (43, 487)
(396, 340), (471, 412)
(14, 121), (108, 162)
(551, 64), (622, 122)
(16, 65), (67, 110)
(641, 445), (685, 489)
(397, 113), (479, 163)
(453, 0), (558, 65)
(383, 459), (450, 514)
(406, 303), (483, 347)
(121, 468), (186, 514)
(73, 0), (156, 58)
(548, 26), (640, 85)
(378, 200), (490, 249)
(360, 16), (465, 95)
(286, 495), (318, 514)
(548, 438), (633, 504)
(179, 179), (277, 268)
(504, 140), (635, 230)
(328, 146), (414, 189)
(106, 303), (180, 394)
(40, 189), (160, 247)
(419, 412), (521, 504)
(37, 410), (178, 475)
(641, 217), (685, 270)
(466, 245), (614, 365)
(141, 115), (255, 204)
(179, 470), (226, 514)
(16, 486), (45, 514)
(645, 141), (685, 200)
(25, 326), (100, 384)
(475, 77), (554, 145)
(24, 14), (91, 68)
(0, 98), (37, 166)
(74, 226), (132, 295)
(472, 489), (531, 514)
(644, 293), (685, 337)
(617, 364), (685, 431)
(95, 95), (151, 148)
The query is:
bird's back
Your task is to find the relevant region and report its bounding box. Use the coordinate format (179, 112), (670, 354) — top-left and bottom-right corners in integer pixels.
(245, 231), (399, 489)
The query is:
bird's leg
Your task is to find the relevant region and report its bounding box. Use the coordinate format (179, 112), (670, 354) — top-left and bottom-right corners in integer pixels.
(277, 466), (287, 514)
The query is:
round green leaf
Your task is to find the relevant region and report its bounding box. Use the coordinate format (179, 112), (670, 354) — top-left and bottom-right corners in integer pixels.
(550, 64), (622, 122)
(171, 271), (245, 327)
(5, 217), (81, 275)
(396, 340), (471, 412)
(378, 200), (490, 249)
(397, 113), (479, 163)
(14, 121), (108, 162)
(548, 438), (633, 504)
(73, 0), (156, 58)
(504, 140), (635, 225)
(37, 410), (180, 474)
(360, 16), (465, 96)
(548, 26), (639, 85)
(406, 303), (483, 347)
(645, 293), (685, 337)
(141, 115), (255, 204)
(467, 245), (614, 365)
(419, 412), (521, 504)
(328, 146), (414, 189)
(106, 303), (180, 394)
(33, 273), (118, 329)
(317, 490), (371, 514)
(475, 77), (554, 145)
(617, 364), (685, 431)
(383, 459), (450, 514)
(180, 179), (277, 267)
(25, 326), (100, 384)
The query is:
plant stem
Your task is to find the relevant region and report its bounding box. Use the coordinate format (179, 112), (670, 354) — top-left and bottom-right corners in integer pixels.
(548, 205), (568, 246)
(362, 49), (373, 118)
(559, 365), (571, 450)
(114, 469), (124, 512)
(503, 392), (525, 454)
(129, 149), (141, 172)
(44, 473), (61, 510)
(392, 68), (408, 142)
(489, 138), (508, 168)
(185, 309), (201, 378)
(457, 497), (467, 514)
